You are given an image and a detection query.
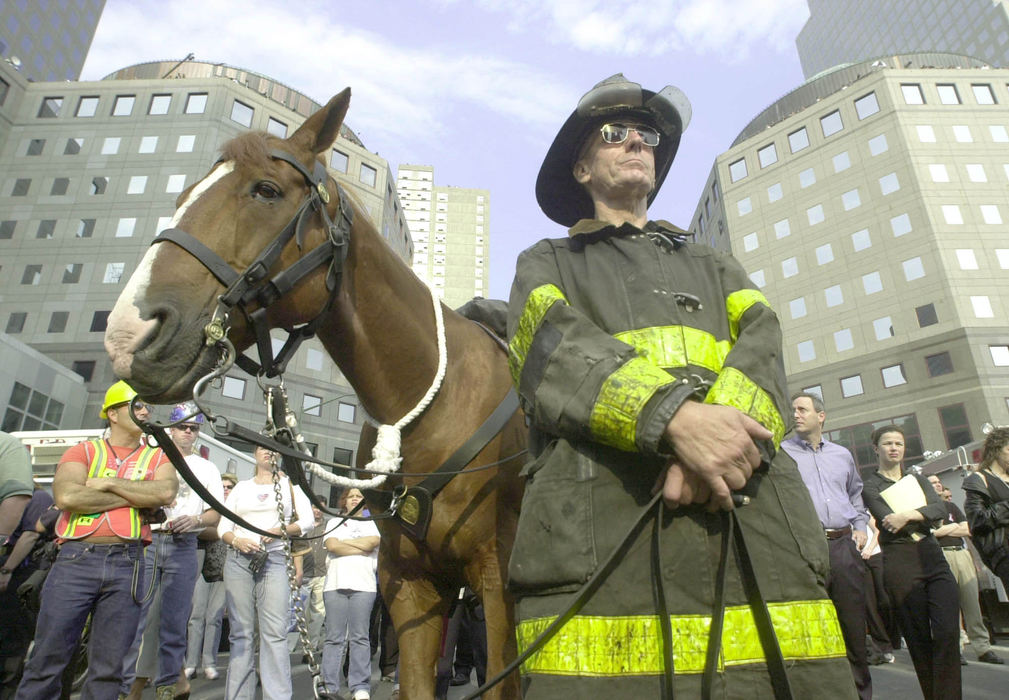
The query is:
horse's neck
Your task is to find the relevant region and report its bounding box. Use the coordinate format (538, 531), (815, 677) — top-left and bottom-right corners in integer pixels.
(315, 222), (445, 425)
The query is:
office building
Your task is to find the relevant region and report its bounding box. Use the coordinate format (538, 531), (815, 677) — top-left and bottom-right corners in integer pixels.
(688, 53), (1009, 468)
(797, 0), (1009, 79)
(0, 58), (412, 481)
(397, 164), (490, 309)
(0, 0), (105, 82)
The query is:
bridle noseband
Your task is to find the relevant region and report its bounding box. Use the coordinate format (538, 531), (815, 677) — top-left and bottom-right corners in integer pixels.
(151, 149), (354, 377)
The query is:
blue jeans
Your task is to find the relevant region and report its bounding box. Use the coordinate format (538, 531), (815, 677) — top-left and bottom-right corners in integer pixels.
(322, 589), (376, 694)
(185, 550), (226, 671)
(15, 541), (144, 700)
(224, 549), (292, 700)
(121, 532), (198, 689)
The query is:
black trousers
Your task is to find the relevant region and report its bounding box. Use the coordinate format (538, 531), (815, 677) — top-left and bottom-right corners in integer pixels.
(826, 536), (871, 700)
(883, 539), (961, 700)
(864, 552), (898, 652)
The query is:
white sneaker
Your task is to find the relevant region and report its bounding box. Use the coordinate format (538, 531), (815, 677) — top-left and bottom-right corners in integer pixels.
(351, 691), (370, 700)
(204, 667), (219, 680)
(183, 667), (195, 679)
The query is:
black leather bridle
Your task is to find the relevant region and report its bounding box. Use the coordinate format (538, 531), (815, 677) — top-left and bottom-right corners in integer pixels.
(152, 150), (354, 377)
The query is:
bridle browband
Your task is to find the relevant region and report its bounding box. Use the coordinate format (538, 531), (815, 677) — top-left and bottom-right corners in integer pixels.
(152, 149), (354, 378)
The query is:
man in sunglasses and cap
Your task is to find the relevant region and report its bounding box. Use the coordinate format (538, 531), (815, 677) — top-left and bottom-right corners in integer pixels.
(506, 75), (856, 697)
(16, 382), (177, 700)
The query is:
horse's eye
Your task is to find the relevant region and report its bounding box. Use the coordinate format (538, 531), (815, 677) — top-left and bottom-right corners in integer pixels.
(253, 182), (281, 200)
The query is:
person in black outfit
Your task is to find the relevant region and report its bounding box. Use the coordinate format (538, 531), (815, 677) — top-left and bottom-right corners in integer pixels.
(964, 426), (1009, 590)
(861, 425), (961, 700)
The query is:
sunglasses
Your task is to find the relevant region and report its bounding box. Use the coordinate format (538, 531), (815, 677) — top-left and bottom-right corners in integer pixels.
(177, 424), (201, 433)
(600, 123), (660, 147)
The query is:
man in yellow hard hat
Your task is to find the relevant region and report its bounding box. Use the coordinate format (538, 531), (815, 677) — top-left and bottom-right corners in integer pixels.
(16, 381), (178, 700)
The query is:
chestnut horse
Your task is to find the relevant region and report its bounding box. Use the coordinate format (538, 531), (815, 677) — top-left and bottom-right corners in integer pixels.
(105, 89), (524, 699)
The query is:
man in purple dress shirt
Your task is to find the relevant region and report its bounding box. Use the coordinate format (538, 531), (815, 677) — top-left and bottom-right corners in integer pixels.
(782, 392), (871, 700)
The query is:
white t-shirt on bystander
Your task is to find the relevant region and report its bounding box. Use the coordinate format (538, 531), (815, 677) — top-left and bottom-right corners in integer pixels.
(323, 516), (380, 593)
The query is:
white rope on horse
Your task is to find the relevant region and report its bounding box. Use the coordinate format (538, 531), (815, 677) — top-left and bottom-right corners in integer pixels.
(307, 290), (447, 489)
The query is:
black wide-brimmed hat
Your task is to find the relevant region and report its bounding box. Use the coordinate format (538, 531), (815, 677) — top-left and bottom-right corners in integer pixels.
(536, 74), (692, 227)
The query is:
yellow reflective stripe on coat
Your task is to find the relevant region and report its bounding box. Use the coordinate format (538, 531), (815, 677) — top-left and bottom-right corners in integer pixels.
(509, 284), (569, 386)
(588, 357), (676, 451)
(614, 326), (731, 374)
(705, 367), (786, 447)
(515, 599), (844, 677)
(725, 289), (772, 343)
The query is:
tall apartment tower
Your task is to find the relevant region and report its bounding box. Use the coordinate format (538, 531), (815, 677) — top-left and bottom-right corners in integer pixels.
(797, 0), (1009, 79)
(397, 165), (490, 309)
(0, 58), (412, 477)
(688, 53), (1009, 468)
(0, 0), (105, 82)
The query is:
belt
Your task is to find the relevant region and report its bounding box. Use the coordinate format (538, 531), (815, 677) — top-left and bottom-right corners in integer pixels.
(942, 545), (964, 551)
(824, 526), (852, 540)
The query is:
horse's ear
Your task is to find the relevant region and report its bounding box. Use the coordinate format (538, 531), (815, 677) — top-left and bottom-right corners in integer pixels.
(290, 88), (351, 155)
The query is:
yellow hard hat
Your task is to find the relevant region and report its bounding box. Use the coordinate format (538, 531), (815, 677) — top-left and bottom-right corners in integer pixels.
(101, 380), (138, 419)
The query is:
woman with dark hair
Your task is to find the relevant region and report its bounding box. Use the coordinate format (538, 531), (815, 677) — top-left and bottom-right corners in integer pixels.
(861, 425), (960, 700)
(963, 427), (1009, 588)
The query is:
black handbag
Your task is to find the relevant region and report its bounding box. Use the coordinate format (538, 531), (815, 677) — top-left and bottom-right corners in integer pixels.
(248, 549), (269, 575)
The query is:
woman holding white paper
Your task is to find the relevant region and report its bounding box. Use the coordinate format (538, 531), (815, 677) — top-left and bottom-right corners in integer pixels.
(861, 425), (960, 700)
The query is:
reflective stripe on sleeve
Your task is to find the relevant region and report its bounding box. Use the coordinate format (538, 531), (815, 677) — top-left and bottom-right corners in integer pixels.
(725, 289), (772, 343)
(614, 326), (731, 374)
(515, 599), (845, 677)
(705, 367), (786, 447)
(588, 356), (676, 451)
(508, 284), (569, 387)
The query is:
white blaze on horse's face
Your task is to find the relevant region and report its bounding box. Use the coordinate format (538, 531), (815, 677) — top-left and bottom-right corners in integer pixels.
(105, 162), (236, 378)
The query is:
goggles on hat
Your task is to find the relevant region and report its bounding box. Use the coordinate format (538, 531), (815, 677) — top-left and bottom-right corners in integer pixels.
(599, 123), (660, 147)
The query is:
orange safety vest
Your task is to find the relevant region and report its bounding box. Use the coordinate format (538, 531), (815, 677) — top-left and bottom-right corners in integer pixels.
(56, 439), (161, 542)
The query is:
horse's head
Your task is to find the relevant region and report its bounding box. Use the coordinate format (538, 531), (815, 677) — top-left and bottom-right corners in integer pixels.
(105, 89), (352, 402)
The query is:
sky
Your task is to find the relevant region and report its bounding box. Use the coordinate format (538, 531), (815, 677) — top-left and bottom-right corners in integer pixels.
(81, 0), (813, 300)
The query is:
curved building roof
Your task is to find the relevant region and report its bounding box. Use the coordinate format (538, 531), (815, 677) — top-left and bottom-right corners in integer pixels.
(732, 52), (992, 147)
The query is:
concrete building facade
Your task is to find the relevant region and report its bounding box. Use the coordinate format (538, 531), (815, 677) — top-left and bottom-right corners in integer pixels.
(0, 58), (412, 489)
(689, 54), (1009, 468)
(797, 0), (1009, 79)
(397, 164), (490, 309)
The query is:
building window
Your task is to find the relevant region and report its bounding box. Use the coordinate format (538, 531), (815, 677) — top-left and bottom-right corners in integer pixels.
(868, 134), (888, 156)
(75, 96), (98, 117)
(337, 402), (357, 423)
(781, 257), (798, 278)
(71, 360), (96, 382)
(881, 364), (907, 388)
(926, 351), (954, 377)
(166, 174), (186, 193)
(331, 149), (349, 172)
(817, 244), (835, 266)
(758, 143), (777, 168)
(890, 213), (911, 237)
(47, 311), (68, 333)
(230, 100), (253, 127)
(998, 249), (1009, 269)
(6, 313), (27, 334)
(990, 345), (1009, 366)
(941, 205), (963, 225)
(936, 84), (961, 105)
(902, 257), (925, 281)
(101, 137), (120, 155)
(176, 134), (195, 152)
(138, 136), (158, 153)
(76, 219), (95, 238)
(89, 311), (110, 332)
(824, 284), (843, 306)
(749, 269), (765, 288)
(103, 262), (125, 284)
(36, 220), (56, 239)
(50, 178), (69, 196)
(26, 138), (45, 156)
(789, 297), (807, 319)
(115, 218), (136, 238)
(797, 340), (816, 363)
(21, 265), (42, 285)
(62, 263), (82, 283)
(112, 95), (135, 116)
(873, 316), (894, 340)
(0, 220), (14, 239)
(956, 249), (978, 270)
(767, 182), (782, 202)
(929, 164), (949, 182)
(953, 125), (973, 142)
(11, 178), (30, 196)
(851, 228), (871, 252)
(221, 376), (246, 400)
(306, 348), (323, 371)
(127, 176), (147, 194)
(360, 163), (377, 187)
(773, 218), (790, 239)
(737, 197), (752, 216)
(971, 295), (994, 318)
(64, 137), (83, 155)
(854, 92), (880, 119)
(990, 125), (1009, 142)
(728, 158), (747, 182)
(820, 110), (843, 137)
(965, 163), (987, 182)
(834, 329), (854, 352)
(916, 303), (938, 327)
(972, 83), (996, 105)
(878, 173), (899, 195)
(901, 84), (925, 104)
(806, 204), (824, 225)
(267, 117), (287, 138)
(938, 404), (972, 449)
(833, 151), (851, 172)
(841, 189), (861, 210)
(862, 271), (883, 295)
(788, 127), (809, 153)
(840, 375), (864, 398)
(916, 125), (936, 142)
(799, 168), (816, 188)
(742, 232), (759, 252)
(148, 94), (172, 115)
(38, 97), (63, 118)
(185, 93), (208, 114)
(981, 204), (1003, 225)
(302, 394), (322, 417)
